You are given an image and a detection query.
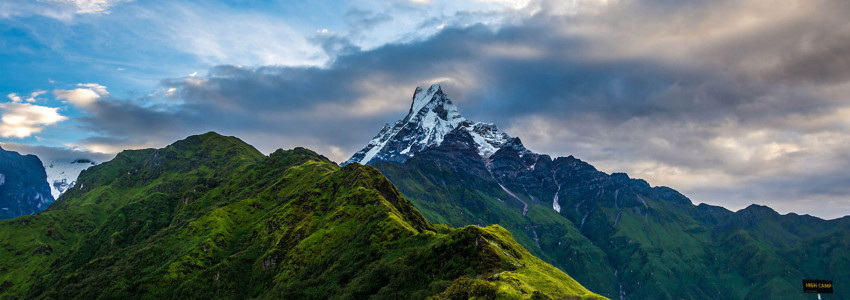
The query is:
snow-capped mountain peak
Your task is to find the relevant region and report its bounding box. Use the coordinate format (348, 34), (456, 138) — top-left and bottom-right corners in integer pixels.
(344, 85), (529, 166)
(343, 84), (468, 165)
(44, 158), (98, 199)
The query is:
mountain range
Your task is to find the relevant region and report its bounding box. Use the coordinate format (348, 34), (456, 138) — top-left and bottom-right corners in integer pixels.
(0, 132), (604, 299)
(0, 146), (53, 220)
(0, 84), (846, 299)
(0, 148), (101, 220)
(348, 84), (850, 299)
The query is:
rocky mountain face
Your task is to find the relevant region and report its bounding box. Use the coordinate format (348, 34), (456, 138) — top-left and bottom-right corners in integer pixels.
(0, 132), (605, 300)
(350, 85), (850, 299)
(0, 146), (54, 220)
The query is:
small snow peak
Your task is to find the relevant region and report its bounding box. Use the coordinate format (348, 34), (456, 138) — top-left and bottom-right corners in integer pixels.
(462, 122), (513, 158)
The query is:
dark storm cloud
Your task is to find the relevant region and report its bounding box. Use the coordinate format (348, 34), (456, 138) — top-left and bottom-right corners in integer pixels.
(771, 33), (850, 84)
(80, 100), (194, 139)
(74, 0), (850, 218)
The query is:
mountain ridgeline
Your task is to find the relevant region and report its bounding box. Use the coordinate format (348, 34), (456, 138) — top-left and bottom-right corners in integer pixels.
(0, 146), (99, 220)
(350, 84), (850, 299)
(0, 146), (54, 220)
(0, 132), (604, 299)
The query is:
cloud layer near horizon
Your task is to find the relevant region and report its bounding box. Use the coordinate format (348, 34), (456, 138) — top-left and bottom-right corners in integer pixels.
(2, 0), (850, 218)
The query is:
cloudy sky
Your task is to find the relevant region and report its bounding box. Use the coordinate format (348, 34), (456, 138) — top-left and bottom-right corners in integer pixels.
(1, 0), (849, 219)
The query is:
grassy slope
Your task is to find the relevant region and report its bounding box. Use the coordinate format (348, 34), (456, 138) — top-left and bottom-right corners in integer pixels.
(375, 159), (618, 297)
(0, 132), (605, 300)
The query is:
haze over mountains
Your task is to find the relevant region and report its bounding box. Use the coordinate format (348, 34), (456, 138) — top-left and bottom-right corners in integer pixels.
(348, 85), (850, 299)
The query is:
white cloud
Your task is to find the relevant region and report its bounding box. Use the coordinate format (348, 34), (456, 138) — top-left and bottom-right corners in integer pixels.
(53, 83), (109, 107)
(71, 140), (155, 154)
(62, 0), (132, 14)
(7, 91), (48, 103)
(27, 90), (47, 102)
(0, 0), (132, 19)
(0, 143), (116, 168)
(475, 0), (530, 10)
(6, 93), (22, 103)
(162, 3), (324, 67)
(0, 102), (67, 138)
(54, 88), (100, 107)
(77, 83), (109, 96)
(146, 0), (534, 68)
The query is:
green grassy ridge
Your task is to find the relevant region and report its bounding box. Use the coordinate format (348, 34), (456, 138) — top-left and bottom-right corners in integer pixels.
(374, 151), (850, 299)
(374, 159), (620, 297)
(1, 132), (265, 296)
(0, 132), (605, 299)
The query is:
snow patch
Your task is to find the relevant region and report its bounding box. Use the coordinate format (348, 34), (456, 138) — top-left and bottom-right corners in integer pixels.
(531, 229), (540, 249)
(552, 173), (562, 213)
(358, 142), (385, 165)
(467, 129), (497, 157)
(499, 183), (528, 216)
(462, 122), (511, 158)
(410, 84), (442, 116)
(579, 210), (590, 230)
(419, 108), (462, 146)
